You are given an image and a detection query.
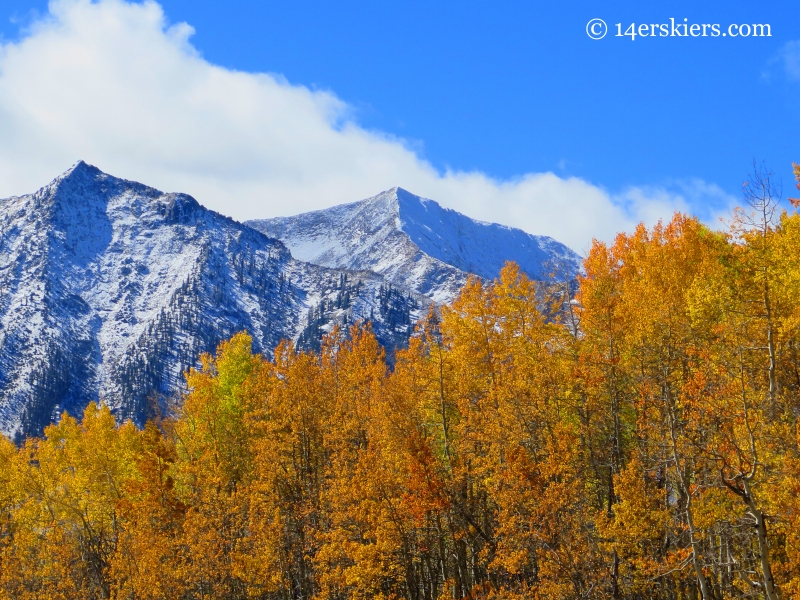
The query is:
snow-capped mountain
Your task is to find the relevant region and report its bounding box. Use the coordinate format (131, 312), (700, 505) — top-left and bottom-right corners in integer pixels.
(246, 187), (581, 303)
(0, 167), (581, 440)
(0, 163), (420, 439)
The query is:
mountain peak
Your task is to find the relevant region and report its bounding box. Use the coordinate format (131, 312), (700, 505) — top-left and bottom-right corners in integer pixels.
(53, 160), (102, 185)
(393, 187), (427, 207)
(42, 161), (118, 207)
(388, 188), (467, 224)
(246, 187), (582, 302)
(366, 187), (432, 219)
(41, 161), (167, 215)
(379, 186), (419, 201)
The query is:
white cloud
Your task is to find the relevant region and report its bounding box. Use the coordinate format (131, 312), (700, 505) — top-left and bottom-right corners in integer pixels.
(779, 40), (800, 81)
(0, 0), (734, 253)
(763, 40), (800, 84)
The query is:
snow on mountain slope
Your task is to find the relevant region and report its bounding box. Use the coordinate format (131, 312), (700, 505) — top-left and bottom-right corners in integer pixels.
(0, 170), (580, 440)
(247, 187), (582, 303)
(0, 163), (421, 439)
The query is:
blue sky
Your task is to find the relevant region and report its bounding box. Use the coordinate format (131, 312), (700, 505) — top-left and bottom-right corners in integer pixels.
(0, 0), (798, 251)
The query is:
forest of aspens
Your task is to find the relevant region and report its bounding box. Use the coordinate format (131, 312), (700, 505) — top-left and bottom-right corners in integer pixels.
(4, 167), (800, 600)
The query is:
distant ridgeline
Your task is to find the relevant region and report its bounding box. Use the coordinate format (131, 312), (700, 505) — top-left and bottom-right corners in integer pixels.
(0, 162), (580, 439)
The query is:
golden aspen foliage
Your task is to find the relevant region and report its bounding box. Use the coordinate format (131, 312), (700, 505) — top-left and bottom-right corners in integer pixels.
(595, 457), (672, 597)
(172, 332), (261, 598)
(0, 404), (139, 599)
(110, 421), (187, 600)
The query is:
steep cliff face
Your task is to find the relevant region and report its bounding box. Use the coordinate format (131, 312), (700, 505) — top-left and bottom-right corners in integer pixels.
(0, 163), (421, 439)
(247, 187), (582, 304)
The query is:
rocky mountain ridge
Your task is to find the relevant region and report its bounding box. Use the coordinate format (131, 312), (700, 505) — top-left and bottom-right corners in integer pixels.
(0, 164), (580, 439)
(246, 187), (581, 303)
(0, 163), (419, 439)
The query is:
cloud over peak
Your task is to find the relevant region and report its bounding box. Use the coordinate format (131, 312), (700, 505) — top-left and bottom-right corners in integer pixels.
(0, 0), (732, 252)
